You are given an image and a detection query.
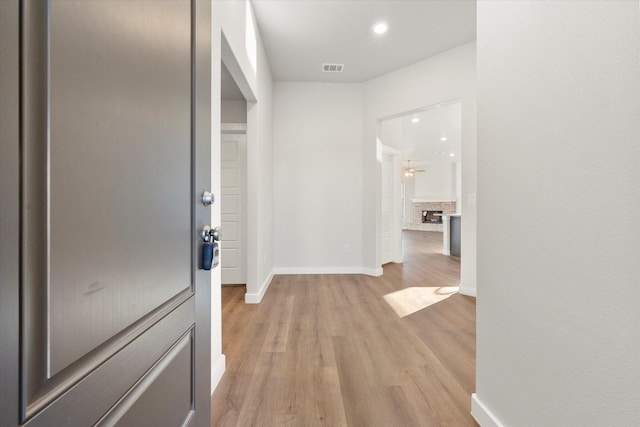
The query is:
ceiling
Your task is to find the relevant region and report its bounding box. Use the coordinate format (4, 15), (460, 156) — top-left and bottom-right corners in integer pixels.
(251, 0), (476, 83)
(381, 102), (461, 165)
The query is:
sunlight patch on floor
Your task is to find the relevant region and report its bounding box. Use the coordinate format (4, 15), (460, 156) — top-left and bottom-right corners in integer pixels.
(383, 286), (459, 318)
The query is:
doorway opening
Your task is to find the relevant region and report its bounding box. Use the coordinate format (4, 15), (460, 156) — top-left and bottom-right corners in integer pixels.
(378, 101), (462, 286)
(220, 62), (247, 288)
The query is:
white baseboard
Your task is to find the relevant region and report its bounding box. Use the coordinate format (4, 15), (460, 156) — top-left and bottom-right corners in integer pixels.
(274, 266), (383, 277)
(210, 353), (226, 394)
(471, 393), (505, 427)
(243, 266), (383, 304)
(458, 283), (477, 297)
(361, 267), (383, 276)
(244, 268), (275, 304)
(274, 266), (362, 275)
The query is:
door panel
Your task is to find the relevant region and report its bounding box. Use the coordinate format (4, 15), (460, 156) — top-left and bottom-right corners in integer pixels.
(221, 194), (239, 214)
(221, 221), (239, 241)
(48, 0), (192, 376)
(23, 297), (194, 427)
(105, 332), (194, 427)
(221, 138), (238, 160)
(9, 1), (212, 425)
(221, 167), (239, 187)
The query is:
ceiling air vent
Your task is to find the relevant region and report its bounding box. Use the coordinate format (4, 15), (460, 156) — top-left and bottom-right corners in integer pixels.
(322, 63), (344, 73)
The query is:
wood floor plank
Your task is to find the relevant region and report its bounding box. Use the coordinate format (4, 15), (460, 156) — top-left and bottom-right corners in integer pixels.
(332, 334), (387, 426)
(211, 321), (271, 426)
(291, 329), (347, 426)
(233, 351), (289, 427)
(261, 294), (294, 353)
(211, 231), (478, 426)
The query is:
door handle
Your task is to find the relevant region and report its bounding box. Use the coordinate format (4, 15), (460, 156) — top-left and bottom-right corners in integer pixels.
(210, 226), (221, 242)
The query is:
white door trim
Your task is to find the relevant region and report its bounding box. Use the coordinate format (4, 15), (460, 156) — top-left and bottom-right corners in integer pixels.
(221, 123), (247, 134)
(381, 144), (403, 265)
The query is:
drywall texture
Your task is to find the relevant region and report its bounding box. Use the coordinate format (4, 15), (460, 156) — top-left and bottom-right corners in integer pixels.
(363, 42), (477, 292)
(476, 1), (639, 425)
(273, 82), (363, 269)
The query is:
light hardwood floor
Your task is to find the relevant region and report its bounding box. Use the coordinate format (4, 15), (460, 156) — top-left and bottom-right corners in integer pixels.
(211, 231), (477, 427)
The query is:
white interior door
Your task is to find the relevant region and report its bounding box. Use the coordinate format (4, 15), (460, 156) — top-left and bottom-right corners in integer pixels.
(381, 152), (394, 265)
(221, 131), (246, 284)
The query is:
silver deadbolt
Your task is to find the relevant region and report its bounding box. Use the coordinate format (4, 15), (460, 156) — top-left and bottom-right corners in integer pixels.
(201, 225), (222, 241)
(202, 191), (214, 206)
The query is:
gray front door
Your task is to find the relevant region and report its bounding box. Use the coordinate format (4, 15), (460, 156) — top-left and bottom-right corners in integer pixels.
(0, 1), (212, 426)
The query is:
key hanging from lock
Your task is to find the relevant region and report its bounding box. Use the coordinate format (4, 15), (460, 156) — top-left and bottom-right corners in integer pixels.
(201, 226), (221, 270)
(202, 230), (214, 270)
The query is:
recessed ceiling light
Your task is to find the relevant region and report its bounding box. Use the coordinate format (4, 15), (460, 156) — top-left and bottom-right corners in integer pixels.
(440, 137), (447, 141)
(373, 22), (388, 35)
(411, 118), (419, 123)
(436, 151), (446, 155)
(449, 153), (455, 157)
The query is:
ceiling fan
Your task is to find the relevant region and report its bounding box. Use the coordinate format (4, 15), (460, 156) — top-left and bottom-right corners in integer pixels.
(404, 160), (425, 177)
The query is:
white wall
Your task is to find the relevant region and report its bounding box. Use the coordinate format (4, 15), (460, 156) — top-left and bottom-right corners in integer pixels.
(380, 118), (403, 151)
(412, 160), (457, 201)
(273, 82), (363, 272)
(270, 44), (475, 279)
(210, 0), (273, 390)
(362, 42), (477, 294)
(221, 99), (247, 123)
(251, 27), (274, 301)
(475, 2), (639, 426)
(403, 177), (414, 228)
